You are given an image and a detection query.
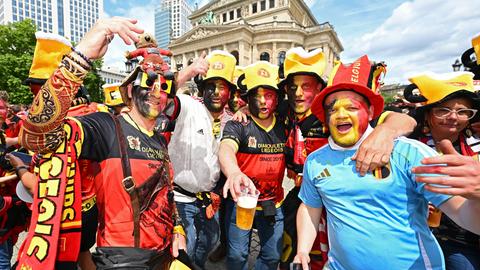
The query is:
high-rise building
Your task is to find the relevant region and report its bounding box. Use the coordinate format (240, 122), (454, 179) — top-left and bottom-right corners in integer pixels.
(154, 0), (193, 50)
(0, 0), (103, 43)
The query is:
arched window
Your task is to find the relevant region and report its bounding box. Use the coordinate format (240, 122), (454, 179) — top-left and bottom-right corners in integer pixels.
(230, 50), (239, 65)
(278, 51), (286, 78)
(260, 52), (270, 62)
(277, 51), (286, 65)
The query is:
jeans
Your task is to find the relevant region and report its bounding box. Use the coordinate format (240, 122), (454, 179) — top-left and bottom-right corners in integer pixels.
(176, 201), (219, 269)
(439, 240), (480, 270)
(0, 238), (13, 270)
(225, 199), (284, 270)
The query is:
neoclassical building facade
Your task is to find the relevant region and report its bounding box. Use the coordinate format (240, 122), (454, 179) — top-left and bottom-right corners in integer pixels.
(169, 0), (343, 76)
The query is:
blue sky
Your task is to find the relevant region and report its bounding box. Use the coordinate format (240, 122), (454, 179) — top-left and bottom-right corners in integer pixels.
(102, 0), (480, 83)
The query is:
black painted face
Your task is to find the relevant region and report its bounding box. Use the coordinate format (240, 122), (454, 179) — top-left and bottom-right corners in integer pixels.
(132, 85), (168, 120)
(202, 79), (230, 113)
(228, 90), (246, 113)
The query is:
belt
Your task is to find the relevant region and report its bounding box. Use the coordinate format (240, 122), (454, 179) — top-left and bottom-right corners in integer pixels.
(255, 199), (283, 211)
(81, 196), (96, 212)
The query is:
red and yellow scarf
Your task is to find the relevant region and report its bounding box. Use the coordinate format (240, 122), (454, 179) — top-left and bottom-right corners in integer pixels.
(17, 119), (82, 269)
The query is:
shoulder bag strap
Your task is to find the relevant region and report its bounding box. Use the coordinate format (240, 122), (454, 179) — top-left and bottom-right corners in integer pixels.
(111, 114), (141, 248)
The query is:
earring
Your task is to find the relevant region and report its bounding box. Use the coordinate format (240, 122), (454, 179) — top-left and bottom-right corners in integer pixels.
(422, 125), (430, 134)
(466, 126), (473, 137)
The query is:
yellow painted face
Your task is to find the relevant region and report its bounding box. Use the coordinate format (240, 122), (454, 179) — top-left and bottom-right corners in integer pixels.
(324, 91), (372, 147)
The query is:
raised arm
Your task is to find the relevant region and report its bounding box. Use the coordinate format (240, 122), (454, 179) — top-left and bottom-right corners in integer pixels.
(176, 51), (208, 88)
(353, 111), (416, 175)
(20, 17), (142, 153)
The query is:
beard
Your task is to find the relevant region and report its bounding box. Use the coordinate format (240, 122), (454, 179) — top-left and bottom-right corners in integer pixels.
(132, 87), (161, 120)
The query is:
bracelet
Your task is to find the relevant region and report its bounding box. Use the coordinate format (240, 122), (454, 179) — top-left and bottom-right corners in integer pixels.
(173, 225), (186, 236)
(72, 47), (93, 67)
(15, 165), (30, 178)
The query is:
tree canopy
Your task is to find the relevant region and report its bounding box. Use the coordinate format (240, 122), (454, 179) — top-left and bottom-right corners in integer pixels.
(0, 19), (105, 105)
(0, 20), (36, 104)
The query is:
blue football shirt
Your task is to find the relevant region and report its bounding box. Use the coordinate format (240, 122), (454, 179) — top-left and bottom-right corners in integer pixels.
(299, 135), (452, 270)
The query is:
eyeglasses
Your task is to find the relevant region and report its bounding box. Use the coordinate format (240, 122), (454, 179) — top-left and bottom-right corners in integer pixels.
(431, 107), (478, 120)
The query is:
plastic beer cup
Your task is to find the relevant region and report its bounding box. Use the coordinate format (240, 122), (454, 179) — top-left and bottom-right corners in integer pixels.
(236, 188), (260, 230)
(428, 207), (442, 227)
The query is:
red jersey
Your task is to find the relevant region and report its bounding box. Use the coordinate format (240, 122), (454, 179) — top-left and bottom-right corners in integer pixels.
(76, 112), (174, 251)
(222, 116), (287, 203)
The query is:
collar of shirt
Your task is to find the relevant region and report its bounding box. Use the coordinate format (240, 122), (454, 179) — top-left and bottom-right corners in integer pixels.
(328, 125), (374, 151)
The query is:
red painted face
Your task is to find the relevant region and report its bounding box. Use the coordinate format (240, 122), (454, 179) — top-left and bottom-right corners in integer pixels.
(0, 99), (7, 123)
(324, 91), (372, 147)
(286, 75), (322, 118)
(29, 84), (42, 96)
(248, 87), (278, 120)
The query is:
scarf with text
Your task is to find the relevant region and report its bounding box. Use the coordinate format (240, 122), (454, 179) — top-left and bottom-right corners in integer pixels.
(17, 119), (82, 269)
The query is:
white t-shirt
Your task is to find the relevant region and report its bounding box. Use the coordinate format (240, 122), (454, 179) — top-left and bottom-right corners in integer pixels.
(168, 94), (231, 202)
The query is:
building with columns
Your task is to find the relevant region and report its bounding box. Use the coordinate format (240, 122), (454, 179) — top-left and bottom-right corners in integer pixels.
(169, 0), (343, 76)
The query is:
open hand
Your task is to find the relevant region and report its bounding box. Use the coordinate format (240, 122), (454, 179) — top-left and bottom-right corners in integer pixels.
(412, 139), (480, 201)
(76, 17), (143, 60)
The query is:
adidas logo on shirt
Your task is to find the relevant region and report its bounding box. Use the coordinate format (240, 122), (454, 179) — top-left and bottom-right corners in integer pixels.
(314, 168), (331, 181)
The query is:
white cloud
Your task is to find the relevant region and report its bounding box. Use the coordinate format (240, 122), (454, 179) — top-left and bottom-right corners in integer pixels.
(102, 1), (156, 72)
(197, 0), (210, 8)
(303, 0), (318, 8)
(343, 0), (480, 84)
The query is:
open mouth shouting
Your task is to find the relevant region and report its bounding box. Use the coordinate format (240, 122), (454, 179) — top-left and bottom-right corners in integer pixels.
(260, 107), (269, 114)
(146, 98), (161, 106)
(336, 122), (353, 133)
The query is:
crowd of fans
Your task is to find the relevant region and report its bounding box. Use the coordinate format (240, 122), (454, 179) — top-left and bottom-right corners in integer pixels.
(0, 17), (479, 270)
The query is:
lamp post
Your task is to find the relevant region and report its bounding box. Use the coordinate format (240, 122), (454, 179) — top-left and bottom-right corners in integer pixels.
(124, 58), (139, 73)
(452, 58), (462, 72)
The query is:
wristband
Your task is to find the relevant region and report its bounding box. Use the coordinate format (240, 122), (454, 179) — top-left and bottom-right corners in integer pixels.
(15, 165), (30, 179)
(73, 47), (93, 67)
(173, 225), (186, 236)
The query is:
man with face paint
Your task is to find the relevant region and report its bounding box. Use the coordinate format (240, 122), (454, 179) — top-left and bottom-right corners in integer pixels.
(277, 47), (417, 270)
(16, 17), (207, 270)
(227, 66), (247, 113)
(219, 61), (287, 270)
(294, 55), (480, 270)
(165, 50), (237, 269)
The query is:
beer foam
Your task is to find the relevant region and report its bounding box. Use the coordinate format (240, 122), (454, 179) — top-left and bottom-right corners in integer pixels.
(237, 196), (257, 209)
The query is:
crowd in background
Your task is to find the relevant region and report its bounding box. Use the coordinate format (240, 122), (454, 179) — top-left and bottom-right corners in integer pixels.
(0, 17), (479, 270)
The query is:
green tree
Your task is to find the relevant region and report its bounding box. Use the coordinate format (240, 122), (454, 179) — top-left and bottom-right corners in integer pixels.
(0, 20), (105, 105)
(381, 91), (396, 105)
(83, 58), (105, 103)
(0, 20), (36, 104)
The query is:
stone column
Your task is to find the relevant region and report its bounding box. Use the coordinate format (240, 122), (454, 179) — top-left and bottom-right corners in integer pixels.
(238, 41), (245, 66)
(272, 42), (277, 64)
